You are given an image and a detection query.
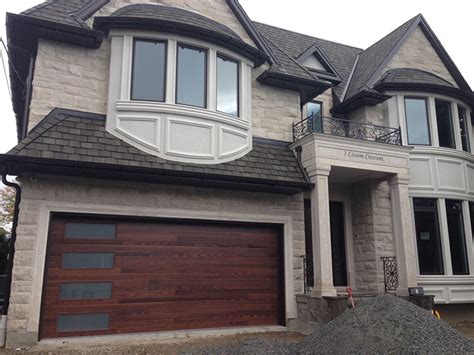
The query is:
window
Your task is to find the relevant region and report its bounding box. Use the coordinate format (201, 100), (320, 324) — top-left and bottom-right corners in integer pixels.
(57, 314), (109, 332)
(413, 198), (444, 275)
(446, 200), (469, 275)
(62, 253), (114, 269)
(65, 223), (116, 240)
(59, 283), (112, 300)
(307, 101), (322, 119)
(435, 100), (455, 148)
(458, 106), (471, 152)
(176, 44), (207, 108)
(470, 202), (474, 237)
(217, 55), (239, 116)
(405, 98), (430, 145)
(131, 39), (166, 102)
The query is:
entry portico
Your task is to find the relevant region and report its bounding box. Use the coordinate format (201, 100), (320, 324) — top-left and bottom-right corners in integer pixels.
(292, 128), (416, 298)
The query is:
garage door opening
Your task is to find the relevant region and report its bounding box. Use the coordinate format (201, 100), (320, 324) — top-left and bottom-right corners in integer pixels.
(39, 215), (286, 339)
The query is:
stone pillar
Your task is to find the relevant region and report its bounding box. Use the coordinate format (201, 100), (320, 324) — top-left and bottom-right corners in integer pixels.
(389, 175), (418, 296)
(310, 167), (337, 298)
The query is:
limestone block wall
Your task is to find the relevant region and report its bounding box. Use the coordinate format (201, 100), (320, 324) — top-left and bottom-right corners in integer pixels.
(7, 177), (305, 345)
(346, 101), (389, 127)
(351, 178), (395, 293)
(384, 26), (457, 87)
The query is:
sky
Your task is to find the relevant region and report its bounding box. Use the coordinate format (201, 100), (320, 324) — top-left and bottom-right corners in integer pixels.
(0, 0), (473, 158)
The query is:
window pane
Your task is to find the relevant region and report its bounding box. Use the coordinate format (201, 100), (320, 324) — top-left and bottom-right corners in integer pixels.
(435, 100), (455, 148)
(413, 198), (444, 275)
(62, 253), (114, 269)
(458, 106), (471, 152)
(217, 55), (239, 116)
(307, 102), (322, 119)
(131, 39), (166, 102)
(176, 45), (207, 107)
(446, 200), (469, 275)
(57, 314), (109, 332)
(405, 98), (430, 145)
(65, 223), (116, 240)
(59, 283), (112, 300)
(470, 202), (474, 237)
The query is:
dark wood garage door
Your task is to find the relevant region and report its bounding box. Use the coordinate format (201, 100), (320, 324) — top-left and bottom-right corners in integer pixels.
(40, 215), (285, 339)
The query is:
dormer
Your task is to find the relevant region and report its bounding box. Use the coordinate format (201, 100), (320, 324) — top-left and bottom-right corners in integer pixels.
(296, 43), (341, 84)
(93, 4), (268, 164)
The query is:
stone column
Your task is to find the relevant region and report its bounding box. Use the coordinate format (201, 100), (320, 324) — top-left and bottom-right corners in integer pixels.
(389, 175), (418, 296)
(310, 167), (337, 298)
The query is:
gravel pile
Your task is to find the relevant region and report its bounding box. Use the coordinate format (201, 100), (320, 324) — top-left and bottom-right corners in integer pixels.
(185, 294), (474, 355)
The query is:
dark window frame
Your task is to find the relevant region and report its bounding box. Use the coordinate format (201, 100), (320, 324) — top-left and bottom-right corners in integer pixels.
(435, 99), (455, 149)
(216, 53), (240, 117)
(175, 43), (208, 109)
(404, 96), (431, 146)
(130, 38), (168, 102)
(413, 197), (445, 275)
(445, 199), (470, 275)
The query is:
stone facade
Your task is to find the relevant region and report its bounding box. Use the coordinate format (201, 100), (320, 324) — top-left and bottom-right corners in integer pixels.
(346, 101), (389, 127)
(7, 177), (305, 345)
(384, 26), (457, 87)
(351, 179), (395, 293)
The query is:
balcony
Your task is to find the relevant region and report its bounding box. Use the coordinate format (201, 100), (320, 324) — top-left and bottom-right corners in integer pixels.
(293, 115), (402, 145)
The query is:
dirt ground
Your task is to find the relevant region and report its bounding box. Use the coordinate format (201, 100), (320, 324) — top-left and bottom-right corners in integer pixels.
(0, 332), (304, 355)
(454, 322), (474, 340)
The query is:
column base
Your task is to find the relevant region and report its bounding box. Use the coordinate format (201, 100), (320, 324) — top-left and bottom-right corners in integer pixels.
(311, 286), (338, 298)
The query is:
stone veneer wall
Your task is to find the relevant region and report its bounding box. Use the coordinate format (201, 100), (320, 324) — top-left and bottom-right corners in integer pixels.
(351, 179), (395, 293)
(27, 1), (302, 142)
(384, 26), (457, 87)
(7, 177), (305, 346)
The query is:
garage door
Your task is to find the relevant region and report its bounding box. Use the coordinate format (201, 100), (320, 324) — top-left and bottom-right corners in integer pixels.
(40, 215), (285, 338)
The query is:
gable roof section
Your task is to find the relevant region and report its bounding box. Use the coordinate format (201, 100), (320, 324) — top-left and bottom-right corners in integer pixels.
(296, 43), (342, 82)
(0, 108), (311, 194)
(344, 14), (472, 102)
(253, 22), (362, 100)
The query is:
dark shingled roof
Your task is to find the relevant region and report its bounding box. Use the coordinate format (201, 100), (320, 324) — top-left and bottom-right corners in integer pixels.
(376, 68), (454, 87)
(4, 109), (309, 190)
(254, 22), (362, 100)
(109, 4), (241, 40)
(343, 15), (419, 100)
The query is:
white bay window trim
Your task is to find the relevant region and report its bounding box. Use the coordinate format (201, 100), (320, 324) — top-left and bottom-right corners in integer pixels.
(107, 30), (253, 164)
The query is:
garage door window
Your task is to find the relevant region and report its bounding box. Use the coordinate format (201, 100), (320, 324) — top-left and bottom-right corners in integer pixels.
(59, 283), (112, 300)
(57, 314), (109, 332)
(65, 223), (116, 240)
(62, 253), (114, 269)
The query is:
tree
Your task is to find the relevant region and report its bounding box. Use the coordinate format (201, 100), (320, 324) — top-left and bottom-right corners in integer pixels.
(0, 186), (15, 229)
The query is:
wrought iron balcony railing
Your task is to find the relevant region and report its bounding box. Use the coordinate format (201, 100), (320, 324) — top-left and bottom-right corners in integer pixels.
(293, 114), (402, 145)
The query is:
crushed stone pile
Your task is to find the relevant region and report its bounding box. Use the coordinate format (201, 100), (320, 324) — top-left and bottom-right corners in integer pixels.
(185, 294), (474, 355)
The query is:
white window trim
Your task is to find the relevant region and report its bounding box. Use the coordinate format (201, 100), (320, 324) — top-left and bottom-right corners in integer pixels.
(106, 30), (254, 165)
(391, 91), (473, 152)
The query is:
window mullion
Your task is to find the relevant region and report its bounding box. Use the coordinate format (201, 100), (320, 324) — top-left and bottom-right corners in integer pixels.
(451, 103), (463, 151)
(166, 39), (177, 104)
(438, 198), (453, 276)
(208, 48), (217, 111)
(427, 96), (439, 147)
(122, 35), (133, 101)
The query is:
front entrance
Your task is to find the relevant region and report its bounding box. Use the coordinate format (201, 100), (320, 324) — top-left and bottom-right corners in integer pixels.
(330, 201), (347, 286)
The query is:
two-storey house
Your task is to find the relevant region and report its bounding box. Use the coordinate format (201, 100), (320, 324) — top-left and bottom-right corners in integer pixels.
(0, 0), (473, 347)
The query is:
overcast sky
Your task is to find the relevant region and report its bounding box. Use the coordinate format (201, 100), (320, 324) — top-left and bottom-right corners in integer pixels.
(0, 0), (473, 157)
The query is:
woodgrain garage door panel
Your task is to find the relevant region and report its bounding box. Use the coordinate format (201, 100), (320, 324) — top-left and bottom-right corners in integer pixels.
(40, 217), (284, 339)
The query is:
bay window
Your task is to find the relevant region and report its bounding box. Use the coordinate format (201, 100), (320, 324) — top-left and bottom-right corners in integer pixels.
(435, 99), (455, 148)
(131, 39), (167, 102)
(405, 98), (430, 145)
(217, 55), (239, 116)
(176, 44), (207, 108)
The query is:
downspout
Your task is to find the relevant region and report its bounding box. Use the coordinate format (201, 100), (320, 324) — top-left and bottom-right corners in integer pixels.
(295, 145), (312, 185)
(1, 174), (21, 318)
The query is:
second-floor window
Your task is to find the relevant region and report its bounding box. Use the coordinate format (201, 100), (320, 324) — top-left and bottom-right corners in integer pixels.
(458, 106), (471, 152)
(130, 38), (242, 118)
(405, 97), (430, 145)
(131, 39), (167, 102)
(435, 99), (455, 149)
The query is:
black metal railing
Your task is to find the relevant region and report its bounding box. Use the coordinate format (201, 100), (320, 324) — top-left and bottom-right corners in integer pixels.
(293, 114), (402, 145)
(302, 255), (314, 294)
(381, 256), (399, 293)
